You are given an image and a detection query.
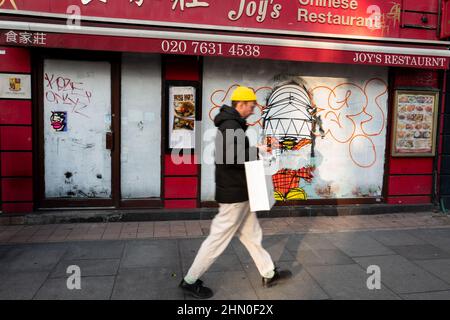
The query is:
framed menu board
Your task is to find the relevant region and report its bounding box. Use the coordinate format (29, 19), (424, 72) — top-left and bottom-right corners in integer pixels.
(392, 90), (439, 157)
(167, 82), (198, 150)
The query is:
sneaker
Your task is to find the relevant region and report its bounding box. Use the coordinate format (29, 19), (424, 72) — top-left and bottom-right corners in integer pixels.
(179, 279), (214, 299)
(262, 268), (293, 288)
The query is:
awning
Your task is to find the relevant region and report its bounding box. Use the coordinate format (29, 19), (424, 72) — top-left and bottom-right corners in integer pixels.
(1, 20), (449, 69)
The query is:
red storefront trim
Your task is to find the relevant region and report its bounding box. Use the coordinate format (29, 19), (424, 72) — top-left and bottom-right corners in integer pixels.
(0, 0), (440, 43)
(0, 21), (449, 69)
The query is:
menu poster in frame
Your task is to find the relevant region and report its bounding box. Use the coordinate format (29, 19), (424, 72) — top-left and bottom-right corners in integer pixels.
(168, 85), (197, 150)
(392, 90), (439, 157)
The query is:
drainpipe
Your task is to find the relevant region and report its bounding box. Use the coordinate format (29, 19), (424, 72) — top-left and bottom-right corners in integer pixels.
(438, 0), (442, 39)
(437, 68), (448, 214)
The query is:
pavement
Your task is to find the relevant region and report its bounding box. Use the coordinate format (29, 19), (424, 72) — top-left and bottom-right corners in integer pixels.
(0, 211), (450, 300)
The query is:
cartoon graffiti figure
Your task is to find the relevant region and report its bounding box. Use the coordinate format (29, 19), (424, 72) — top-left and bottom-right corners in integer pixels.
(272, 167), (315, 201)
(261, 77), (325, 201)
(50, 111), (68, 132)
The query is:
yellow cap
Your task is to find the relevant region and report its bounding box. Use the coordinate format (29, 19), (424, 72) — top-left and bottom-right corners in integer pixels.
(231, 86), (257, 102)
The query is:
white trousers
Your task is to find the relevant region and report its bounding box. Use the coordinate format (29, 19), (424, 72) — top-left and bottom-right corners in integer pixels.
(186, 201), (275, 280)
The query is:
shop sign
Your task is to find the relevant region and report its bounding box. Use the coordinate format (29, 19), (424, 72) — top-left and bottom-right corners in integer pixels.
(0, 73), (31, 99)
(0, 0), (407, 40)
(3, 30), (47, 45)
(2, 29), (449, 69)
(352, 52), (448, 68)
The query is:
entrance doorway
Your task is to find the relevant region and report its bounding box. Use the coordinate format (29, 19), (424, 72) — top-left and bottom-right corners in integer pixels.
(36, 52), (121, 208)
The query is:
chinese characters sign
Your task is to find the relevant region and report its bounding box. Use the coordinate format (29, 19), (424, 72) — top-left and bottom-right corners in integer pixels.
(0, 0), (411, 40)
(4, 30), (46, 45)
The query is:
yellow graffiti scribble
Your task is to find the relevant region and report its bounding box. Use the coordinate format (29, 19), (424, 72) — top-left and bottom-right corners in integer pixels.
(380, 2), (401, 34)
(0, 0), (18, 10)
(387, 2), (401, 26)
(274, 188), (307, 201)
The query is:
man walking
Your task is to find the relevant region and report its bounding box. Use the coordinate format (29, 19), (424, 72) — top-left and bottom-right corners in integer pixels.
(179, 86), (292, 299)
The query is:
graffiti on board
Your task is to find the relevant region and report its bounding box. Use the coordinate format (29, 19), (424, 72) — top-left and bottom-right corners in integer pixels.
(209, 75), (388, 200)
(44, 73), (93, 120)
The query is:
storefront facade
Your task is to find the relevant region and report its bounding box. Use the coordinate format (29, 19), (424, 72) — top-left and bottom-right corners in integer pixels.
(0, 0), (449, 215)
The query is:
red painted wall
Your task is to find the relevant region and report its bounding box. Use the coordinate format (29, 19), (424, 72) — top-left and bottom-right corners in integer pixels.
(403, 0), (439, 12)
(386, 68), (440, 205)
(164, 56), (200, 81)
(163, 154), (200, 209)
(400, 0), (440, 41)
(0, 47), (33, 214)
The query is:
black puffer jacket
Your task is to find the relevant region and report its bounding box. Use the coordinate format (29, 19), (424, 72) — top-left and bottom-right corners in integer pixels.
(214, 105), (258, 203)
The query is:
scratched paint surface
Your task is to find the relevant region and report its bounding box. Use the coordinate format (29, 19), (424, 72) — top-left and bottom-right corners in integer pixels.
(121, 53), (162, 199)
(43, 59), (112, 199)
(201, 57), (388, 201)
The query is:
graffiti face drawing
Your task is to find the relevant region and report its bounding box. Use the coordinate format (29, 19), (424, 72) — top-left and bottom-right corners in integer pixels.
(50, 111), (67, 132)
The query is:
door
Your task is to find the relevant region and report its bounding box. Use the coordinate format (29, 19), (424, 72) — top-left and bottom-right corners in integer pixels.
(441, 70), (450, 209)
(37, 55), (120, 208)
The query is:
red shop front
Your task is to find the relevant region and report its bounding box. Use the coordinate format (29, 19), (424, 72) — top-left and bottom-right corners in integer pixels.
(0, 0), (449, 216)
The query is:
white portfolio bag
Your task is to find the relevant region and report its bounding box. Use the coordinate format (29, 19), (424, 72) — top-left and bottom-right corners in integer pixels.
(244, 160), (275, 212)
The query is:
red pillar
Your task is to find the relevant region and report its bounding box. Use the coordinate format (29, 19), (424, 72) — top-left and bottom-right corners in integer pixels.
(386, 68), (440, 205)
(162, 55), (201, 209)
(0, 46), (33, 214)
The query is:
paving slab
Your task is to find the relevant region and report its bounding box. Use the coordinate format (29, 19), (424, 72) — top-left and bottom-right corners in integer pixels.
(389, 245), (450, 260)
(62, 241), (125, 260)
(409, 228), (450, 239)
(367, 230), (428, 247)
(306, 264), (400, 300)
(49, 259), (120, 278)
(354, 255), (450, 294)
(243, 261), (329, 300)
(293, 249), (354, 266)
(413, 259), (450, 284)
(407, 229), (450, 254)
(112, 267), (183, 300)
(0, 244), (67, 272)
(34, 276), (115, 300)
(0, 245), (12, 259)
(120, 239), (179, 269)
(0, 271), (49, 300)
(400, 290), (450, 300)
(325, 232), (395, 257)
(286, 234), (338, 251)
